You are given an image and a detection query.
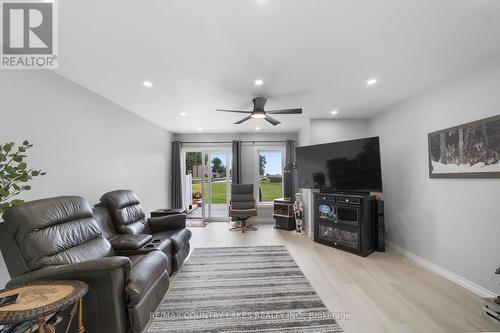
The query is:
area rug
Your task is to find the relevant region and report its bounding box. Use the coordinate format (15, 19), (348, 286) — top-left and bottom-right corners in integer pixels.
(186, 219), (208, 228)
(147, 246), (343, 332)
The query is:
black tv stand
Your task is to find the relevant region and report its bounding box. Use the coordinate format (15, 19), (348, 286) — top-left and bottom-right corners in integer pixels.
(313, 192), (375, 256)
(319, 189), (370, 197)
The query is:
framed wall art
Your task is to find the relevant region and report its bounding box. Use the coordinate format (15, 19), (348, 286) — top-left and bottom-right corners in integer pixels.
(428, 115), (500, 178)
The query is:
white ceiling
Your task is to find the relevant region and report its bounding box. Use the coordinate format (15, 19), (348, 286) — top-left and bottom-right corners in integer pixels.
(57, 0), (500, 133)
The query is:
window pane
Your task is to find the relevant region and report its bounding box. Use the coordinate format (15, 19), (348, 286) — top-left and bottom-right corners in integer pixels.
(210, 153), (227, 204)
(185, 151), (203, 207)
(258, 151), (283, 202)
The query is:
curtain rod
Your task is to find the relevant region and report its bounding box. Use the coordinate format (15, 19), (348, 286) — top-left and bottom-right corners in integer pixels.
(179, 140), (291, 144)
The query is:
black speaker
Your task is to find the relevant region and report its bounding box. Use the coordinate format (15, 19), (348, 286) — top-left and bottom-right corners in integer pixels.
(373, 200), (385, 252)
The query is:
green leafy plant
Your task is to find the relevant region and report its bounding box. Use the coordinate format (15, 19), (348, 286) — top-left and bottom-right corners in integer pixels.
(0, 141), (46, 214)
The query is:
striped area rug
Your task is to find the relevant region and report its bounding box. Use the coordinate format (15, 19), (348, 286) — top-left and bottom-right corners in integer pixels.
(147, 246), (343, 332)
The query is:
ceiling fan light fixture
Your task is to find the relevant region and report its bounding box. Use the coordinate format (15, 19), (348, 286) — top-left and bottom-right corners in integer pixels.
(251, 110), (266, 119)
(217, 96), (301, 126)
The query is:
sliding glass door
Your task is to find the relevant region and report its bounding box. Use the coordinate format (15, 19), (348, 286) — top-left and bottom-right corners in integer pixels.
(182, 148), (231, 222)
(206, 152), (231, 221)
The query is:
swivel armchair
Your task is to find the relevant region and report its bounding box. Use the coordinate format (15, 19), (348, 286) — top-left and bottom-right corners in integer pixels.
(229, 184), (257, 233)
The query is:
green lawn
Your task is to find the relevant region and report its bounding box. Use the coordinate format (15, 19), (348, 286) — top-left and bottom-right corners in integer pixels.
(192, 180), (282, 204)
(260, 181), (283, 202)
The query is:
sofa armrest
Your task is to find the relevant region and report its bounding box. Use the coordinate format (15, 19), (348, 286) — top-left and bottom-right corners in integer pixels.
(7, 256), (132, 333)
(7, 256), (132, 287)
(148, 214), (186, 233)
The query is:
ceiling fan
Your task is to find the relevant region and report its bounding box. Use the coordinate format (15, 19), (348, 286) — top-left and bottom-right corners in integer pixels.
(216, 97), (302, 126)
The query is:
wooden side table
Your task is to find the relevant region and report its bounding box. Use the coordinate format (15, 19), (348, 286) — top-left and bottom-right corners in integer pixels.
(0, 280), (88, 333)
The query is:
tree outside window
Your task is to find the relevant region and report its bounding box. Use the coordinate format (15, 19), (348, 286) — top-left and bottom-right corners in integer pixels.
(258, 151), (283, 202)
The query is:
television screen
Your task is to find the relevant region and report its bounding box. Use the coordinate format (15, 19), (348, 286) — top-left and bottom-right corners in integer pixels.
(296, 137), (383, 192)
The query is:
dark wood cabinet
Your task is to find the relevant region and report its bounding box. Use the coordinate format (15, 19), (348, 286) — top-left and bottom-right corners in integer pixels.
(273, 198), (296, 231)
(314, 192), (374, 256)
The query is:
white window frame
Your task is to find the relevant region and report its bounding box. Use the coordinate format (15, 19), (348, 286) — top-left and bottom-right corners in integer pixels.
(181, 146), (232, 221)
(255, 147), (285, 204)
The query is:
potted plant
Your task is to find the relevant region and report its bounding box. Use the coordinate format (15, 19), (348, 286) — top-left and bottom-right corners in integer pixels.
(192, 191), (202, 205)
(0, 141), (46, 215)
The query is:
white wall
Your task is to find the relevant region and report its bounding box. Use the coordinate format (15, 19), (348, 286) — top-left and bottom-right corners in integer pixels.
(309, 119), (370, 145)
(297, 119), (370, 236)
(369, 59), (500, 295)
(174, 132), (297, 220)
(298, 118), (370, 147)
(0, 70), (172, 287)
(298, 121), (311, 146)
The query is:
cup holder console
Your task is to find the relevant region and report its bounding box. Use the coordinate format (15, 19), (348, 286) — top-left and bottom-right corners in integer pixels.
(142, 239), (163, 250)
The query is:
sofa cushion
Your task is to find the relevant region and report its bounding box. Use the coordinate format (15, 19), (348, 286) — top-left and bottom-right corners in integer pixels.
(92, 205), (118, 240)
(100, 190), (151, 234)
(2, 196), (114, 270)
(125, 251), (169, 306)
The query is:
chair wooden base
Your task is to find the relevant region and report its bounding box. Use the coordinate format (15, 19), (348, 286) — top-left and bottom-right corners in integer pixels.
(229, 220), (257, 233)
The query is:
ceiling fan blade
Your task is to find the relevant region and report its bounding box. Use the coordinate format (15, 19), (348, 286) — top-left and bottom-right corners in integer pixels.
(216, 109), (252, 114)
(266, 108), (303, 115)
(265, 115), (281, 126)
(234, 115), (252, 124)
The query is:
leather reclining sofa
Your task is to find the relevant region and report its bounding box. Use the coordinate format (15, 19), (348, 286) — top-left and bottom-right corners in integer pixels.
(0, 190), (192, 333)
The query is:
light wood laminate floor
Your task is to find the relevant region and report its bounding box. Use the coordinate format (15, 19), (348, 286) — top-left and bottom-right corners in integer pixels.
(188, 222), (499, 333)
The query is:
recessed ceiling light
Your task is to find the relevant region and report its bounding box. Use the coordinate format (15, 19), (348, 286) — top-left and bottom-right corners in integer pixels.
(254, 79), (264, 86)
(142, 81), (153, 87)
(331, 110), (338, 115)
(180, 112), (187, 116)
(198, 127), (203, 131)
(366, 78), (378, 86)
(255, 126), (261, 130)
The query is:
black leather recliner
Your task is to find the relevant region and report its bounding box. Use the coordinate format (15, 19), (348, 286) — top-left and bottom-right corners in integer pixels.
(99, 190), (191, 272)
(0, 196), (171, 333)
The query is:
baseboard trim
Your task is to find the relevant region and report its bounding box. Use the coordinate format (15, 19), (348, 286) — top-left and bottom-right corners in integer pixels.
(386, 240), (497, 298)
(249, 218), (274, 224)
(227, 217), (273, 224)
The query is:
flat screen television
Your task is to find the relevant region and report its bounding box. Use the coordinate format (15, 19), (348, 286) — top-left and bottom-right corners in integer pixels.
(296, 137), (383, 192)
